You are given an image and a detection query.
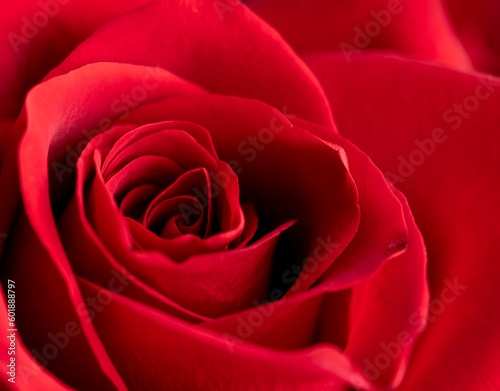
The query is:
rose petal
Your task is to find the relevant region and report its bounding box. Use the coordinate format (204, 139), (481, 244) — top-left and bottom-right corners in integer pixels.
(145, 196), (205, 237)
(85, 153), (296, 317)
(345, 188), (429, 389)
(58, 167), (207, 323)
(0, 210), (125, 389)
(308, 53), (500, 390)
(77, 277), (370, 390)
(234, 203), (259, 248)
(0, 0), (153, 118)
(245, 0), (472, 70)
(444, 0), (500, 75)
(288, 117), (409, 289)
(140, 168), (211, 228)
(46, 0), (334, 128)
(120, 184), (162, 219)
(89, 153), (245, 261)
(2, 62), (205, 258)
(105, 156), (184, 202)
(204, 290), (328, 350)
(5, 63), (206, 387)
(72, 131), (292, 316)
(122, 95), (361, 294)
(204, 189), (426, 389)
(141, 220), (296, 318)
(101, 121), (218, 177)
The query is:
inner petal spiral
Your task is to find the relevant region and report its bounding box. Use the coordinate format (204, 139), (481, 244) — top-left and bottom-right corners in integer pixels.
(86, 120), (257, 261)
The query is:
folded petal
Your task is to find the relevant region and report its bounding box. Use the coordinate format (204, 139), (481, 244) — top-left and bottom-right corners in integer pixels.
(290, 118), (409, 288)
(345, 189), (429, 389)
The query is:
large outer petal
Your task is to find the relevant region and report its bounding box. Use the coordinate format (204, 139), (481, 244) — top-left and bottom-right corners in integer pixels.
(46, 0), (334, 128)
(244, 0), (472, 71)
(0, 0), (153, 119)
(1, 210), (125, 390)
(77, 277), (368, 391)
(9, 53), (427, 390)
(307, 53), (500, 390)
(444, 0), (500, 75)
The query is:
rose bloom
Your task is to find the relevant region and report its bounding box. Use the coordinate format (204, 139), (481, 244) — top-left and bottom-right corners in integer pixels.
(0, 0), (499, 390)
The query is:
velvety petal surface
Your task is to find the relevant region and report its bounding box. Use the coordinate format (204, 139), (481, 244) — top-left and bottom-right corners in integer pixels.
(78, 277), (371, 390)
(344, 189), (429, 389)
(444, 0), (500, 75)
(289, 118), (409, 289)
(47, 0), (334, 128)
(307, 53), (500, 390)
(245, 0), (472, 71)
(0, 0), (153, 118)
(0, 210), (125, 390)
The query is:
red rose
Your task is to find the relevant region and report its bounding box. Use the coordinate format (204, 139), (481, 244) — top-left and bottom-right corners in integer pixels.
(0, 1), (498, 390)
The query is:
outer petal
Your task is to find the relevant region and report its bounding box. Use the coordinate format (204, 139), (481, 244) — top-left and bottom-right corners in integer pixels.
(345, 189), (429, 389)
(308, 53), (500, 390)
(78, 277), (371, 390)
(9, 61), (359, 389)
(47, 0), (334, 128)
(290, 118), (409, 288)
(245, 0), (472, 71)
(0, 0), (153, 118)
(444, 0), (500, 75)
(0, 210), (125, 390)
